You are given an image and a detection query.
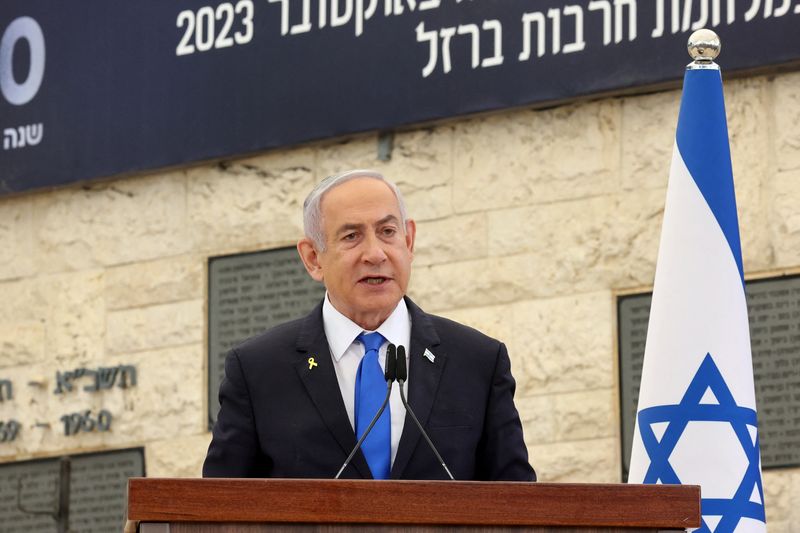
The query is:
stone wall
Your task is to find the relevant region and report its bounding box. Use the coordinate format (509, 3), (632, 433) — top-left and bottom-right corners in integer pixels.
(0, 70), (799, 528)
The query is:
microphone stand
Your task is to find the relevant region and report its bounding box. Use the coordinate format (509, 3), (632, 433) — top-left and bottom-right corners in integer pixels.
(396, 345), (455, 480)
(334, 345), (397, 479)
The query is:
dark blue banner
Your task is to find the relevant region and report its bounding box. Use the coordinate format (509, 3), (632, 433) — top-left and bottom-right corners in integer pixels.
(1, 0), (798, 194)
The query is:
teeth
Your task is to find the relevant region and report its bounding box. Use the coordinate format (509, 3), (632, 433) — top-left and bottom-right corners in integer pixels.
(365, 278), (385, 284)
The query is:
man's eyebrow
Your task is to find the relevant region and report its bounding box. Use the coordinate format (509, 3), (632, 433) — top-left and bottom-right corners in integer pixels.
(334, 222), (365, 236)
(334, 215), (400, 236)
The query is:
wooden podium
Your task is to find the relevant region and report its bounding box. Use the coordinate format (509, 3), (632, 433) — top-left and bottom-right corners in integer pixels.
(126, 478), (700, 532)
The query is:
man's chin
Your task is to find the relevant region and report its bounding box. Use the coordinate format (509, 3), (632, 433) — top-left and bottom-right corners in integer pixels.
(353, 294), (402, 318)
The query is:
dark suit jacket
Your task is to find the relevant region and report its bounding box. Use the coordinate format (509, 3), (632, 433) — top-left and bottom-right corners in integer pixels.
(203, 297), (535, 481)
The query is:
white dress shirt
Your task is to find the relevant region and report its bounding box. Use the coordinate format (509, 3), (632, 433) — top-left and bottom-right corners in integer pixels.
(322, 295), (410, 468)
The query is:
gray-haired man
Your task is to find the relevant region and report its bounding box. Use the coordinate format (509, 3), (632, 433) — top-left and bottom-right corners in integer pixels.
(204, 170), (535, 480)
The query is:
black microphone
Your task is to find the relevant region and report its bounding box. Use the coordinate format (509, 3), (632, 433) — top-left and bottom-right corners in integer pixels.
(395, 345), (455, 480)
(334, 344), (397, 479)
(384, 343), (397, 382)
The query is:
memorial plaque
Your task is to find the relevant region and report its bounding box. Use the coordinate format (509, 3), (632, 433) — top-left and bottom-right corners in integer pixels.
(0, 447), (144, 532)
(747, 276), (800, 467)
(208, 247), (326, 427)
(618, 275), (800, 479)
(618, 294), (650, 479)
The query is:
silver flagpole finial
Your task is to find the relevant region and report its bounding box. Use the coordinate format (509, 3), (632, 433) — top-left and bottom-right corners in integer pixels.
(687, 29), (721, 70)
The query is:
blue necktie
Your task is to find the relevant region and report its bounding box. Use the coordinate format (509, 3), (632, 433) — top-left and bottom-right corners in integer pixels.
(354, 332), (391, 479)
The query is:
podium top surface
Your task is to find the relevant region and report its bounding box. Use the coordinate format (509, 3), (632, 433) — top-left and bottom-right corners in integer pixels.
(128, 478), (700, 529)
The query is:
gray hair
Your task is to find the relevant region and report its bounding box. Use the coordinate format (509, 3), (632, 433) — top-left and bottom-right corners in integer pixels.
(302, 169), (409, 250)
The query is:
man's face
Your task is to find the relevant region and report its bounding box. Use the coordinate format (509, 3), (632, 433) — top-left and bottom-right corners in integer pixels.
(298, 178), (416, 330)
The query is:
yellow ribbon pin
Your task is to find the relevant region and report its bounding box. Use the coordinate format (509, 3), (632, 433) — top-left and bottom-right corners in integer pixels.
(307, 357), (318, 370)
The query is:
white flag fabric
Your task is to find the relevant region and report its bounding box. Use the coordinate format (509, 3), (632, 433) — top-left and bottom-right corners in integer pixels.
(627, 65), (766, 533)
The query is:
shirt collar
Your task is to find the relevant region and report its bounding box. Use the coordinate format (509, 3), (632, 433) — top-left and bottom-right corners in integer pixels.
(322, 294), (411, 361)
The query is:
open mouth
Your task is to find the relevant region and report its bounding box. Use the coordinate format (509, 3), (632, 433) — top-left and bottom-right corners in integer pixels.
(360, 276), (390, 285)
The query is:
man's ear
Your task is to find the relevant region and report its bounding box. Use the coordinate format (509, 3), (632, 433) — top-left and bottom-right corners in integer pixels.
(297, 238), (325, 282)
(404, 219), (416, 255)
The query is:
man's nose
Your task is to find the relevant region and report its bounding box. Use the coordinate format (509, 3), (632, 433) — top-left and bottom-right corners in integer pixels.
(362, 234), (388, 264)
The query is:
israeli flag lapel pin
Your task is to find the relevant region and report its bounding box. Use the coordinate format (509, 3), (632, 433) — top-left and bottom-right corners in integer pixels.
(423, 348), (436, 364)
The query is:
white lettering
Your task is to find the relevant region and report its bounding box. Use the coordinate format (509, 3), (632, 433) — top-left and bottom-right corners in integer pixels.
(416, 21), (438, 77)
(547, 8), (561, 54)
(519, 12), (546, 61)
(562, 5), (586, 54)
(0, 17), (46, 105)
(481, 19), (504, 67)
(615, 0), (637, 42)
(439, 26), (456, 74)
(332, 0), (353, 27)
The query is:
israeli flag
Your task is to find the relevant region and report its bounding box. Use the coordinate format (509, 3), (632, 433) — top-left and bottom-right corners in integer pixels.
(627, 64), (766, 532)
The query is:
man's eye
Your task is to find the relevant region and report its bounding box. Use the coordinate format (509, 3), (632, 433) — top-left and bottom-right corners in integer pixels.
(381, 227), (397, 237)
(343, 232), (357, 241)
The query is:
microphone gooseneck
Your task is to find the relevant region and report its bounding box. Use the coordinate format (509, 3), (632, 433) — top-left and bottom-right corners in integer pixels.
(395, 345), (455, 480)
(334, 344), (397, 479)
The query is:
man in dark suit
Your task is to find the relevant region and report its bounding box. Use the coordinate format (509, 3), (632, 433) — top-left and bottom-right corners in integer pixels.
(203, 170), (534, 481)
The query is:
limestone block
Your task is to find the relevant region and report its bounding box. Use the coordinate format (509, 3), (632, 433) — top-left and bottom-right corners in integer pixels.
(186, 147), (315, 252)
(488, 190), (665, 290)
(379, 128), (454, 222)
(105, 255), (203, 310)
(41, 271), (106, 364)
(101, 344), (205, 444)
(106, 300), (203, 354)
(0, 362), (82, 458)
(316, 129), (452, 186)
(768, 522), (790, 533)
(516, 395), (558, 445)
(788, 470), (800, 524)
(0, 321), (45, 367)
(414, 213), (487, 267)
(34, 174), (189, 272)
(552, 389), (616, 441)
(769, 169), (800, 266)
(509, 292), (614, 397)
(780, 467), (800, 532)
(412, 192), (662, 312)
(762, 470), (790, 524)
(532, 437), (619, 483)
(0, 197), (36, 281)
(435, 302), (515, 349)
(725, 77), (772, 273)
(620, 89), (680, 191)
(403, 184), (453, 222)
(0, 273), (102, 365)
(316, 128), (455, 221)
(773, 71), (800, 173)
(409, 255), (539, 312)
(411, 252), (626, 313)
(0, 277), (49, 322)
(2, 344), (204, 455)
(453, 100), (620, 212)
(146, 433), (212, 477)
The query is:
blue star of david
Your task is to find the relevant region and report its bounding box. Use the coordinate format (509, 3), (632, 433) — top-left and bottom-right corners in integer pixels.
(638, 353), (765, 532)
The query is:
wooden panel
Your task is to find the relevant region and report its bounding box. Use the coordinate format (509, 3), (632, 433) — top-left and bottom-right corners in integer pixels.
(165, 523), (679, 533)
(128, 479), (700, 529)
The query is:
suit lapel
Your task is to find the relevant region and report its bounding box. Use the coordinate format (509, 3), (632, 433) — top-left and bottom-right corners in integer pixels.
(294, 303), (372, 479)
(391, 298), (445, 479)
